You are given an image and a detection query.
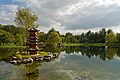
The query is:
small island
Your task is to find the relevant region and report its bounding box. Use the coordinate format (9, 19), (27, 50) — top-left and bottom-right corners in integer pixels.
(10, 28), (59, 64)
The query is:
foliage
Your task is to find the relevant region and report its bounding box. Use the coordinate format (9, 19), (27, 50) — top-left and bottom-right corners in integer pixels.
(15, 8), (38, 29)
(38, 32), (46, 43)
(16, 54), (23, 60)
(16, 53), (31, 59)
(46, 28), (62, 46)
(116, 33), (120, 43)
(22, 55), (31, 59)
(15, 34), (23, 46)
(38, 51), (48, 56)
(0, 24), (26, 46)
(106, 31), (117, 43)
(64, 28), (106, 43)
(0, 30), (15, 45)
(65, 32), (74, 43)
(2, 25), (17, 35)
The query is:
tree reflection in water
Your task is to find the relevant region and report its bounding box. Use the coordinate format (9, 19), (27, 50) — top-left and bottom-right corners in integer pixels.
(22, 62), (41, 80)
(64, 46), (120, 60)
(0, 46), (120, 80)
(0, 46), (120, 62)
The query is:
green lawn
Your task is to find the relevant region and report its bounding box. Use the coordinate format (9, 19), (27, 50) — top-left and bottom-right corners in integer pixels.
(64, 43), (106, 46)
(0, 45), (26, 49)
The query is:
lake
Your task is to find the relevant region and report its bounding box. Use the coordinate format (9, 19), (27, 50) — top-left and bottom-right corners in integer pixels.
(0, 46), (120, 80)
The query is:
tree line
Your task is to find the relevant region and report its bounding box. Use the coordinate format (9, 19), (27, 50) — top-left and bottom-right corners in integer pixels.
(38, 28), (120, 46)
(0, 24), (120, 46)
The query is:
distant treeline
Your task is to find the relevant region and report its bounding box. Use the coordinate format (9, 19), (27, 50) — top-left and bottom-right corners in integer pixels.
(64, 28), (120, 44)
(39, 28), (120, 46)
(0, 24), (120, 46)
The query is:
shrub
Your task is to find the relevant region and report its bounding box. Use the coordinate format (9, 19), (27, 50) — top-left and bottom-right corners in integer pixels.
(16, 54), (22, 60)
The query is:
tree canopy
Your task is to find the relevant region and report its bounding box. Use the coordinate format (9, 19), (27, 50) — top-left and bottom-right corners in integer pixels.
(0, 30), (15, 45)
(15, 8), (38, 29)
(46, 28), (62, 46)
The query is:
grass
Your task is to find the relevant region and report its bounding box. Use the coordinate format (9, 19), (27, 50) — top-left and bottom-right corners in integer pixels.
(64, 43), (106, 46)
(0, 45), (26, 49)
(38, 51), (49, 56)
(16, 53), (31, 60)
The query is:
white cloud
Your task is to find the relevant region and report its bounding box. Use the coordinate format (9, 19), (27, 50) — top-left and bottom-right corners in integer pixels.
(1, 0), (120, 34)
(0, 4), (18, 24)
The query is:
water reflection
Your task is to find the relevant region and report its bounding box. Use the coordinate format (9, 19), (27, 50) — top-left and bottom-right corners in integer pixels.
(64, 46), (120, 60)
(22, 62), (41, 80)
(0, 46), (120, 80)
(1, 46), (120, 63)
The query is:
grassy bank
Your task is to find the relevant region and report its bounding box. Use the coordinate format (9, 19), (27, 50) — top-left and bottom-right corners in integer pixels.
(0, 45), (26, 49)
(64, 43), (106, 47)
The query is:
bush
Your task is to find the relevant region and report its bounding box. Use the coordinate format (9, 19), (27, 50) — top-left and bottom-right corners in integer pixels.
(22, 55), (31, 59)
(39, 51), (48, 56)
(16, 54), (22, 60)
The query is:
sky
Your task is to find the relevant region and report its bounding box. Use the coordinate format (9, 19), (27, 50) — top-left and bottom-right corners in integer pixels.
(0, 0), (120, 34)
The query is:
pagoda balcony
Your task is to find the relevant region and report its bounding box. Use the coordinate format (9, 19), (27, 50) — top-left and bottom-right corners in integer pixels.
(29, 46), (39, 49)
(29, 36), (38, 39)
(29, 40), (38, 42)
(28, 48), (39, 51)
(29, 32), (38, 36)
(29, 42), (38, 45)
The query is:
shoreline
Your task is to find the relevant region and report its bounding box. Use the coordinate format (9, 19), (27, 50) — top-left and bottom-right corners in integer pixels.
(64, 43), (106, 46)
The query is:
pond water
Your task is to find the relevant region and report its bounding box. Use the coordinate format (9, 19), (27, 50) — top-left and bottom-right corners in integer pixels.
(0, 46), (120, 80)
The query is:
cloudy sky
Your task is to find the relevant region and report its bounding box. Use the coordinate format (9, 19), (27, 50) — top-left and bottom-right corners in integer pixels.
(0, 0), (120, 34)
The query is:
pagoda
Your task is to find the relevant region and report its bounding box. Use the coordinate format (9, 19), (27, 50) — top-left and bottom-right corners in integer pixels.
(28, 28), (39, 55)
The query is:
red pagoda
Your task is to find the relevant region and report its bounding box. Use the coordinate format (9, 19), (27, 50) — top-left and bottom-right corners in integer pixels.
(28, 28), (39, 55)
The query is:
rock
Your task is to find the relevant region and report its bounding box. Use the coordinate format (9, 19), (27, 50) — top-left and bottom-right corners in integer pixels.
(28, 58), (34, 62)
(16, 51), (19, 54)
(13, 56), (18, 60)
(44, 56), (51, 60)
(10, 60), (17, 64)
(23, 58), (34, 64)
(53, 53), (58, 58)
(36, 57), (43, 61)
(48, 53), (53, 58)
(17, 60), (21, 63)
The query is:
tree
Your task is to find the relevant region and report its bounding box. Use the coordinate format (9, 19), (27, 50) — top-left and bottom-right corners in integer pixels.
(17, 27), (26, 45)
(107, 29), (113, 34)
(2, 25), (17, 36)
(106, 31), (117, 43)
(85, 30), (91, 43)
(0, 30), (15, 45)
(15, 8), (38, 46)
(116, 33), (120, 43)
(0, 35), (6, 45)
(46, 28), (61, 46)
(15, 34), (23, 46)
(38, 32), (46, 43)
(65, 32), (73, 43)
(15, 8), (38, 29)
(98, 28), (106, 43)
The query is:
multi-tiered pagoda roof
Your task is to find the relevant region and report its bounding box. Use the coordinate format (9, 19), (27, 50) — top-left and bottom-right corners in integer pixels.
(28, 28), (39, 54)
